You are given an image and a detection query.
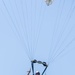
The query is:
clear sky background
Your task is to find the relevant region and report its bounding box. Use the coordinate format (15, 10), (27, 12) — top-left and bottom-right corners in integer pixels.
(0, 0), (75, 75)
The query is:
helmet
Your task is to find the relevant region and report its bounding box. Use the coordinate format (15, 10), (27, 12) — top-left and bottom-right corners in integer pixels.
(35, 71), (40, 75)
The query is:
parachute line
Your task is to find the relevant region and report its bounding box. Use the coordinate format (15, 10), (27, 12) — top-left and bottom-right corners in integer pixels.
(48, 0), (75, 64)
(50, 0), (75, 61)
(51, 37), (75, 63)
(2, 0), (31, 60)
(47, 0), (62, 64)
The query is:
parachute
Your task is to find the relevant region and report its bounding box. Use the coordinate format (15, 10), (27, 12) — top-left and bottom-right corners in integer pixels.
(0, 0), (75, 75)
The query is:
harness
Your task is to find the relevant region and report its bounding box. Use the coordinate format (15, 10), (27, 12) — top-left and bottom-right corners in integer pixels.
(31, 59), (48, 75)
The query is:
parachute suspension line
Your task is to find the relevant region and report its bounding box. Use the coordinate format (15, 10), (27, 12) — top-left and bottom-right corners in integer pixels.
(50, 37), (75, 63)
(49, 0), (65, 59)
(8, 0), (22, 36)
(47, 0), (61, 65)
(8, 0), (20, 30)
(26, 0), (35, 60)
(0, 5), (18, 38)
(34, 1), (47, 59)
(50, 24), (75, 62)
(14, 0), (26, 44)
(31, 0), (37, 59)
(2, 0), (20, 39)
(8, 0), (27, 48)
(48, 0), (75, 64)
(21, 0), (31, 59)
(33, 1), (44, 58)
(9, 0), (31, 60)
(2, 0), (31, 60)
(30, 0), (33, 59)
(1, 0), (31, 60)
(0, 7), (19, 41)
(30, 1), (39, 58)
(33, 0), (37, 59)
(31, 0), (39, 59)
(21, 0), (33, 60)
(51, 0), (75, 55)
(42, 7), (51, 64)
(1, 0), (23, 44)
(17, 0), (32, 60)
(14, 0), (32, 60)
(30, 0), (36, 59)
(49, 0), (75, 62)
(48, 0), (66, 63)
(29, 0), (37, 59)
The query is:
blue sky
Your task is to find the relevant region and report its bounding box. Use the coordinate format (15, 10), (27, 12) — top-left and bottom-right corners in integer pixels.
(0, 0), (75, 75)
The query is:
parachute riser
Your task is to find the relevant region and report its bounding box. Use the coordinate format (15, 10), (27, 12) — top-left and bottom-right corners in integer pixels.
(31, 61), (34, 75)
(41, 66), (48, 75)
